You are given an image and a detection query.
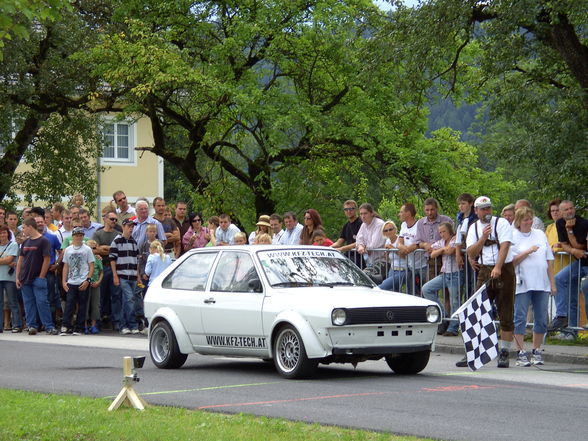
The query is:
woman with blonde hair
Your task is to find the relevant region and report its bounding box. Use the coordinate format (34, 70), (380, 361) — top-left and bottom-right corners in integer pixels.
(145, 240), (172, 286)
(511, 206), (555, 366)
(379, 220), (407, 292)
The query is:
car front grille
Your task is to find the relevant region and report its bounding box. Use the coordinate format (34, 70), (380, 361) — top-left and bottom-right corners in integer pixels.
(344, 306), (428, 325)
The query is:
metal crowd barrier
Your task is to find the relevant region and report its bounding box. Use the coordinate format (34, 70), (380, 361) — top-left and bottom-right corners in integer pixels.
(343, 248), (587, 333)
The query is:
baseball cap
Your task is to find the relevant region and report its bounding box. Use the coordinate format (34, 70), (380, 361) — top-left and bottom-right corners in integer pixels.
(122, 218), (136, 226)
(72, 227), (85, 236)
(474, 196), (492, 208)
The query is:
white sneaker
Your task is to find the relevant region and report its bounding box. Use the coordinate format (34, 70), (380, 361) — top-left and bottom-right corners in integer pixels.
(121, 328), (131, 335)
(515, 350), (530, 367)
(60, 327), (68, 336)
(131, 329), (140, 335)
(531, 349), (544, 365)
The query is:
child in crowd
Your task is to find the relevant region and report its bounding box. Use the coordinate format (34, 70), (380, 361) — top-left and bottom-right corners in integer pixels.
(60, 227), (94, 335)
(136, 224), (157, 332)
(145, 240), (172, 286)
(312, 229), (333, 247)
(234, 232), (247, 245)
(254, 233), (272, 244)
(85, 240), (103, 334)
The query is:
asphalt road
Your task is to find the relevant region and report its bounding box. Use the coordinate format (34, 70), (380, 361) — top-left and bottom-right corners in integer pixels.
(1, 334), (587, 441)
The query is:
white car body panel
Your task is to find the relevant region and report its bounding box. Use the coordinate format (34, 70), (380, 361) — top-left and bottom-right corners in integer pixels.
(145, 245), (441, 371)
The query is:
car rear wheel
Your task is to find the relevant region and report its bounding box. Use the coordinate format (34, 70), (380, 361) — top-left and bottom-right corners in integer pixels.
(273, 325), (317, 379)
(150, 321), (188, 369)
(385, 350), (430, 375)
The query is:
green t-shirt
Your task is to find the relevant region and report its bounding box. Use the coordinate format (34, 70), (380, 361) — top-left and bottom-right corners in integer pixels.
(91, 256), (103, 283)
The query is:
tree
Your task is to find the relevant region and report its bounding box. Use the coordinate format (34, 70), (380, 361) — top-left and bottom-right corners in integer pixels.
(384, 0), (588, 205)
(0, 1), (118, 206)
(83, 0), (510, 228)
(0, 0), (68, 60)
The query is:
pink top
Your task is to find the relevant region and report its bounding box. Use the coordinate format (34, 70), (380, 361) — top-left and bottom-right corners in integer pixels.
(182, 227), (210, 250)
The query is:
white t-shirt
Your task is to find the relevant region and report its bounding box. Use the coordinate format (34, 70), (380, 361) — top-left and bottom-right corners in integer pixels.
(399, 221), (426, 269)
(62, 244), (95, 285)
(466, 216), (513, 265)
(511, 228), (554, 294)
(385, 237), (407, 269)
(455, 217), (471, 245)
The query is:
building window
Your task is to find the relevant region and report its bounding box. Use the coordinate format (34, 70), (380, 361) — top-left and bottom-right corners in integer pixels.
(102, 122), (134, 162)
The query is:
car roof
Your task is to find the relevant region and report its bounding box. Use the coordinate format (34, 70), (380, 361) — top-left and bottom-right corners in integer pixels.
(185, 245), (339, 254)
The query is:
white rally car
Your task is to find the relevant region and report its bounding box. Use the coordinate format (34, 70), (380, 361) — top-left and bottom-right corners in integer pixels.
(144, 246), (441, 378)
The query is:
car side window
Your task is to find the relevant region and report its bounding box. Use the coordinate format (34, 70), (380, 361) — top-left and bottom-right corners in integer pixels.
(162, 252), (217, 291)
(210, 251), (260, 292)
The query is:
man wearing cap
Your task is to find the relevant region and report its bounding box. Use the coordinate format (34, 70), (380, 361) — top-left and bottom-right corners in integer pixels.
(110, 218), (140, 335)
(60, 227), (94, 335)
(461, 196), (515, 368)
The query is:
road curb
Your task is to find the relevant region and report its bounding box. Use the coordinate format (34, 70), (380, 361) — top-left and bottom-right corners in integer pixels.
(435, 343), (588, 365)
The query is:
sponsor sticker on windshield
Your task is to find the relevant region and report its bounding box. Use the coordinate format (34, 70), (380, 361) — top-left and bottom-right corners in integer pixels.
(259, 249), (343, 260)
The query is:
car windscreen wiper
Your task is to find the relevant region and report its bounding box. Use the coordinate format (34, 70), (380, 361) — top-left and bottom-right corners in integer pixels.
(315, 281), (356, 288)
(271, 281), (314, 287)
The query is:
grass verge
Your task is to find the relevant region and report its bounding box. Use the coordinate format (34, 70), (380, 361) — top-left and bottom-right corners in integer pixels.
(0, 388), (430, 441)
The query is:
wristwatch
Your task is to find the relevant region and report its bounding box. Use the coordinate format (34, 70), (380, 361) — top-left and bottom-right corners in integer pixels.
(86, 278), (92, 283)
(567, 230), (574, 235)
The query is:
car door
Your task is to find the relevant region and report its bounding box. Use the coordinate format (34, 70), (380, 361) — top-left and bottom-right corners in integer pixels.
(160, 251), (219, 348)
(200, 250), (268, 355)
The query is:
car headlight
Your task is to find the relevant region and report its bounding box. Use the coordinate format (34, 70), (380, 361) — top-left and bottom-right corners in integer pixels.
(331, 308), (347, 326)
(426, 305), (441, 323)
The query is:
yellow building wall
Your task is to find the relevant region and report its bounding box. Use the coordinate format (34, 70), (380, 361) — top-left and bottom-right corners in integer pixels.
(13, 114), (163, 219)
(98, 116), (163, 213)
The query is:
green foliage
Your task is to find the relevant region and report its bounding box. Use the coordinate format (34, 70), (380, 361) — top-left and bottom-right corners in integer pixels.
(0, 1), (116, 206)
(387, 0), (588, 208)
(0, 0), (69, 60)
(14, 112), (103, 210)
(80, 0), (509, 227)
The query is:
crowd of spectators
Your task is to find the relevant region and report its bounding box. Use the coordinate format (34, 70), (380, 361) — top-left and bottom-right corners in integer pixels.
(0, 192), (586, 369)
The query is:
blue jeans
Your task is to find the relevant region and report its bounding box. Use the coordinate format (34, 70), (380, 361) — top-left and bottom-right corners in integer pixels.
(554, 260), (588, 327)
(21, 277), (55, 331)
(514, 290), (549, 335)
(379, 270), (406, 292)
(422, 271), (464, 333)
(101, 266), (122, 328)
(62, 284), (89, 332)
(0, 280), (21, 329)
(119, 279), (138, 330)
(46, 271), (60, 313)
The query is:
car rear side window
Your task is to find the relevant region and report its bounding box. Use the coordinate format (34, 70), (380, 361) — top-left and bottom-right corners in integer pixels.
(210, 251), (259, 292)
(162, 252), (217, 291)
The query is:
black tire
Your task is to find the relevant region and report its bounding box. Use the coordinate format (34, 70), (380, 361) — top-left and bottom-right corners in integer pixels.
(385, 350), (430, 375)
(149, 321), (188, 369)
(273, 325), (317, 379)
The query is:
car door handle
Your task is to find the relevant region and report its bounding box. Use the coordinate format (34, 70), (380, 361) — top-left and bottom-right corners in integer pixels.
(204, 297), (216, 304)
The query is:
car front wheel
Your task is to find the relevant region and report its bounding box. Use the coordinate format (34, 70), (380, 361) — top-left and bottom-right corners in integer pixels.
(149, 321), (188, 369)
(273, 325), (317, 379)
(385, 350), (430, 375)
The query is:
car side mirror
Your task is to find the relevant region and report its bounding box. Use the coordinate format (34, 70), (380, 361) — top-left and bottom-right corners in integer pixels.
(248, 278), (262, 293)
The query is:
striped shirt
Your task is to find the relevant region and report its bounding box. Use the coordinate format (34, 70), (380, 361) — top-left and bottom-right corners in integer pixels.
(109, 234), (139, 281)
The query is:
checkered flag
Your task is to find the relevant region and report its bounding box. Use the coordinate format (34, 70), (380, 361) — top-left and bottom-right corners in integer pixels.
(451, 284), (498, 371)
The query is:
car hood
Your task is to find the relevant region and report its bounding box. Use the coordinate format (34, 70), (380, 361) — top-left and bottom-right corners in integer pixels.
(269, 286), (437, 309)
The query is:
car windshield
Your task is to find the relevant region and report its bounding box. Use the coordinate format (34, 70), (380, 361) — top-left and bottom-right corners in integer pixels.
(257, 249), (375, 288)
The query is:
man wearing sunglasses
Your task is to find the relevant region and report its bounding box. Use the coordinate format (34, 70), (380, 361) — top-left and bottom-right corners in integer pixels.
(331, 200), (363, 268)
(92, 209), (122, 331)
(113, 190), (135, 222)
